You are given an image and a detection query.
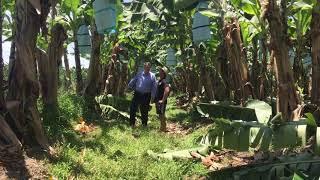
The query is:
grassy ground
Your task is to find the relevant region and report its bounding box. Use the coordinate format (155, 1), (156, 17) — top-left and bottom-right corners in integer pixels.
(43, 93), (211, 179)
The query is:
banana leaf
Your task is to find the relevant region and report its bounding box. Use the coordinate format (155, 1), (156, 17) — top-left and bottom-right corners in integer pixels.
(208, 158), (320, 180)
(316, 127), (320, 155)
(197, 103), (257, 122)
(174, 0), (199, 10)
(197, 100), (272, 124)
(200, 121), (307, 151)
(245, 100), (272, 124)
(100, 104), (130, 119)
(96, 94), (131, 112)
(147, 146), (209, 160)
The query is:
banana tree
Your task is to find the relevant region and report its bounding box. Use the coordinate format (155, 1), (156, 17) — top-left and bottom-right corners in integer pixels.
(59, 0), (88, 94)
(5, 0), (55, 153)
(84, 22), (103, 98)
(231, 0), (270, 100)
(288, 1), (313, 95)
(311, 0), (320, 105)
(0, 0), (16, 110)
(202, 0), (251, 103)
(263, 0), (300, 121)
(37, 23), (67, 109)
(0, 0), (5, 109)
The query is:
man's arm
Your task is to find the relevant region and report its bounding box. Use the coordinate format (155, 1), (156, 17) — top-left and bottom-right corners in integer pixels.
(128, 74), (138, 90)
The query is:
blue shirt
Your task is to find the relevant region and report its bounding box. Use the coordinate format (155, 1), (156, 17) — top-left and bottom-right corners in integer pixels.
(128, 71), (157, 98)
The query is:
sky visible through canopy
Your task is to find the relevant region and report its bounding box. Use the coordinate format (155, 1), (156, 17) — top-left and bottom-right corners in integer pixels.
(2, 39), (90, 68)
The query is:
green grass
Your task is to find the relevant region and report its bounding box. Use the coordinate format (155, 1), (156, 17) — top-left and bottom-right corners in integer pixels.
(44, 93), (210, 179)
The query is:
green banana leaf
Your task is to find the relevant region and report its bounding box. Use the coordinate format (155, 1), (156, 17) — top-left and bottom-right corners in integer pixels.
(200, 121), (308, 151)
(207, 157), (320, 180)
(245, 100), (272, 124)
(197, 100), (272, 124)
(316, 127), (320, 155)
(174, 0), (199, 10)
(100, 104), (130, 120)
(197, 103), (257, 122)
(96, 94), (131, 112)
(147, 146), (209, 160)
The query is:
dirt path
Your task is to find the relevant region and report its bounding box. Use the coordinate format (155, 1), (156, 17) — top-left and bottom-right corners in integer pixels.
(0, 146), (48, 179)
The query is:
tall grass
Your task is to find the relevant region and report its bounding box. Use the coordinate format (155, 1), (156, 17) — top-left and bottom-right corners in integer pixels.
(44, 93), (209, 179)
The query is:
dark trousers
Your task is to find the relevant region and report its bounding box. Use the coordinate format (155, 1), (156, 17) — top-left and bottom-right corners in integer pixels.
(130, 91), (151, 126)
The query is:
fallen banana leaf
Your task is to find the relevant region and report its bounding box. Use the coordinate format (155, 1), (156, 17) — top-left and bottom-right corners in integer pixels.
(208, 158), (320, 180)
(147, 146), (209, 161)
(100, 104), (130, 119)
(197, 100), (272, 124)
(305, 113), (317, 128)
(197, 103), (257, 122)
(96, 94), (131, 112)
(316, 127), (320, 155)
(245, 100), (272, 124)
(200, 121), (308, 151)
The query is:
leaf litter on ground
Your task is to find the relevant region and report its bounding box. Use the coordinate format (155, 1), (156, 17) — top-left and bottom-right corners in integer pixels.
(73, 117), (97, 134)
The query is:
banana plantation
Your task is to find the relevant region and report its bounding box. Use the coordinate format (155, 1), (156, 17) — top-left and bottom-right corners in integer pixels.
(0, 0), (320, 179)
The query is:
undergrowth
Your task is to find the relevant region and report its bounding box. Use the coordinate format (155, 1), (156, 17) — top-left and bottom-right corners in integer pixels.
(43, 92), (210, 179)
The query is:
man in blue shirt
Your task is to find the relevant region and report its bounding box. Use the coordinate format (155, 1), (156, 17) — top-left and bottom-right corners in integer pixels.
(128, 62), (157, 128)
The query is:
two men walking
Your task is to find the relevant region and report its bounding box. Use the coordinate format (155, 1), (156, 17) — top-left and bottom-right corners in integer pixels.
(128, 62), (170, 131)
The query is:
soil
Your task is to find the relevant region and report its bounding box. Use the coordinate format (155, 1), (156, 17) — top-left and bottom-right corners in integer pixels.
(166, 118), (213, 135)
(0, 145), (48, 179)
(166, 122), (192, 135)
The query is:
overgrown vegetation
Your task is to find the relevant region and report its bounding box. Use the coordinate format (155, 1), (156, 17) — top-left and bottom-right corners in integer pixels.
(1, 0), (320, 179)
(45, 94), (209, 179)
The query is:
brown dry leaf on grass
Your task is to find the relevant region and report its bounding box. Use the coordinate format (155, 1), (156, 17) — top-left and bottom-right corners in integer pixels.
(191, 149), (257, 171)
(74, 117), (96, 134)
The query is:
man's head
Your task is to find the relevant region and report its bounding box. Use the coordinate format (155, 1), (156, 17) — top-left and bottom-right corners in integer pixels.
(144, 62), (151, 73)
(159, 66), (168, 79)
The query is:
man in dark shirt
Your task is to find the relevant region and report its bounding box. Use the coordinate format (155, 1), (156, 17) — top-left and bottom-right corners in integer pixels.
(155, 67), (170, 131)
(128, 62), (157, 128)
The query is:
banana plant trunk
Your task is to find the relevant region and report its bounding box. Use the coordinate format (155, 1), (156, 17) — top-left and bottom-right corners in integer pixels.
(8, 40), (15, 76)
(74, 30), (83, 95)
(0, 1), (4, 110)
(105, 43), (124, 96)
(84, 25), (103, 97)
(195, 46), (215, 101)
(6, 0), (51, 151)
(311, 1), (320, 105)
(293, 46), (303, 84)
(293, 45), (309, 96)
(63, 48), (71, 89)
(264, 0), (300, 120)
(105, 59), (116, 95)
(44, 23), (66, 108)
(224, 18), (249, 105)
(256, 39), (269, 100)
(251, 38), (260, 99)
(0, 0), (20, 148)
(116, 62), (128, 97)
